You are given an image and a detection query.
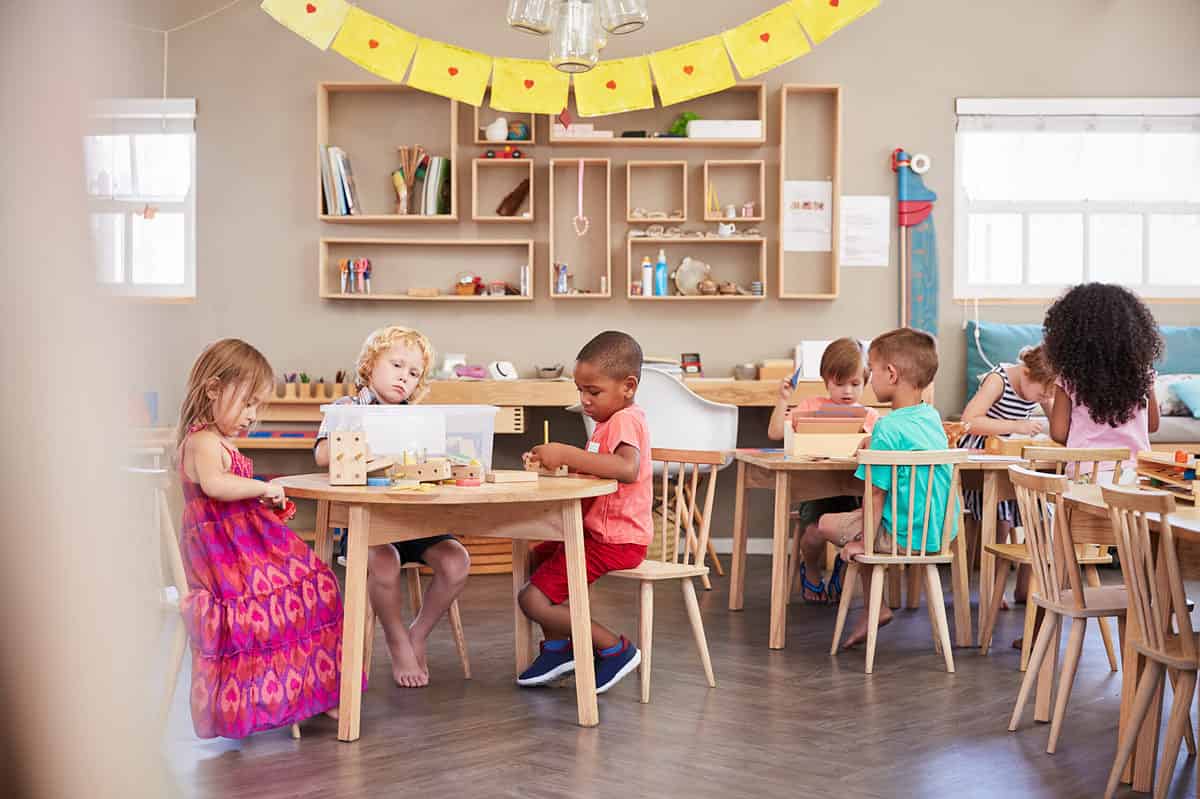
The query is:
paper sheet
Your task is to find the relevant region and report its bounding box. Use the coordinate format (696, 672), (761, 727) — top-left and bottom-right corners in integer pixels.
(782, 180), (832, 252)
(839, 195), (890, 267)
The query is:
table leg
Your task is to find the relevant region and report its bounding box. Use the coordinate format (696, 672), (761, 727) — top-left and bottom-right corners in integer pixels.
(337, 504), (370, 742)
(561, 500), (599, 727)
(768, 472), (791, 650)
(512, 540), (533, 676)
(976, 472), (999, 646)
(953, 525), (973, 647)
(729, 461), (749, 612)
(314, 500), (332, 565)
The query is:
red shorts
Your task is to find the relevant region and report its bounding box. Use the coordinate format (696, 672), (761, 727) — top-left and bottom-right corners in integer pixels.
(528, 538), (647, 605)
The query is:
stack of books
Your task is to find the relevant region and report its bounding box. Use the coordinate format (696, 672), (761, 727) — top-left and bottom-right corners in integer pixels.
(320, 146), (452, 217)
(320, 145), (360, 216)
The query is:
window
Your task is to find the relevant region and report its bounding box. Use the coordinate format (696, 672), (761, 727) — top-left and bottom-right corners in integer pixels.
(954, 98), (1200, 300)
(86, 98), (196, 299)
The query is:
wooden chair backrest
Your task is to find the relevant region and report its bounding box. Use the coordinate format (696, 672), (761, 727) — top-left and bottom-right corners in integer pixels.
(1023, 446), (1131, 485)
(649, 448), (722, 568)
(1103, 485), (1191, 663)
(126, 467), (190, 604)
(858, 449), (967, 558)
(1009, 465), (1088, 610)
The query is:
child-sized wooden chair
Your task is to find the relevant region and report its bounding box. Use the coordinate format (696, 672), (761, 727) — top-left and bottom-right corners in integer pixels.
(1103, 485), (1197, 799)
(608, 448), (720, 703)
(1006, 465), (1129, 754)
(830, 449), (967, 674)
(980, 447), (1129, 673)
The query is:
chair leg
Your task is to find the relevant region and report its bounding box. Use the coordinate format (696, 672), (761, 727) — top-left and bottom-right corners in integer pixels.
(825, 542), (837, 571)
(363, 595), (375, 678)
(1104, 660), (1166, 799)
(979, 556), (1010, 656)
(1010, 611), (1059, 731)
(905, 564), (923, 610)
(787, 518), (802, 604)
(1167, 669), (1196, 756)
(705, 538), (725, 578)
(1083, 565), (1119, 672)
(160, 619), (188, 731)
(1154, 670), (1196, 799)
(406, 568), (423, 613)
(638, 581), (654, 703)
(447, 599), (471, 680)
(681, 579), (715, 688)
(830, 560), (859, 655)
(925, 565), (955, 673)
(865, 565), (886, 674)
(925, 589), (942, 655)
(1019, 575), (1040, 672)
(291, 723), (301, 739)
(1047, 617), (1087, 754)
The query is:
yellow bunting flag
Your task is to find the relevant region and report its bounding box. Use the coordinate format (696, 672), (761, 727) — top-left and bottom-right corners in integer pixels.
(722, 4), (811, 79)
(490, 58), (570, 115)
(572, 57), (654, 117)
(790, 0), (879, 44)
(260, 0), (349, 50)
(331, 7), (417, 82)
(648, 35), (736, 107)
(406, 39), (492, 107)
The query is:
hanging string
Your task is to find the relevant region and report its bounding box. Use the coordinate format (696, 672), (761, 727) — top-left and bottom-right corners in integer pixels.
(122, 0), (254, 98)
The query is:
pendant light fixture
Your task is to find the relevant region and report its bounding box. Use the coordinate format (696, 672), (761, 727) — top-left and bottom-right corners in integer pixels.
(549, 0), (599, 74)
(598, 0), (648, 35)
(506, 0), (554, 35)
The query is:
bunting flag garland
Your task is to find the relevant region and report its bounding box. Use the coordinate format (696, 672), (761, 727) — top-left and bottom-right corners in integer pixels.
(573, 57), (655, 117)
(490, 58), (571, 115)
(648, 35), (736, 107)
(722, 4), (811, 79)
(260, 0), (349, 50)
(331, 7), (417, 83)
(406, 39), (492, 107)
(790, 0), (880, 45)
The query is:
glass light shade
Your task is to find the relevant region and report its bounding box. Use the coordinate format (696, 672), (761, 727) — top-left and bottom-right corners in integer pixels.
(549, 0), (598, 74)
(507, 0), (553, 35)
(592, 3), (608, 50)
(598, 0), (647, 35)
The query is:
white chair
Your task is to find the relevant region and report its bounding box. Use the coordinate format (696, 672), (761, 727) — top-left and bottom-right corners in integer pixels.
(574, 367), (738, 588)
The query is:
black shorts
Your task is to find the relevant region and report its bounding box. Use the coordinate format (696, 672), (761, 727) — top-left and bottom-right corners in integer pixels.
(796, 495), (863, 528)
(393, 534), (457, 565)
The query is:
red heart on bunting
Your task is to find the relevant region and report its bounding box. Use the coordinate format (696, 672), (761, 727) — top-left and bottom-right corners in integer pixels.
(683, 65), (694, 75)
(760, 32), (771, 42)
(368, 39), (379, 49)
(448, 67), (459, 76)
(524, 79), (535, 89)
(606, 80), (617, 90)
(829, 0), (840, 6)
(305, 3), (316, 12)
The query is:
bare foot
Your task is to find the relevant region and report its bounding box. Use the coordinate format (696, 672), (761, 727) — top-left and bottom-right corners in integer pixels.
(1000, 595), (1010, 611)
(1011, 637), (1023, 650)
(410, 627), (429, 677)
(840, 608), (894, 650)
(385, 626), (430, 688)
(324, 708), (339, 720)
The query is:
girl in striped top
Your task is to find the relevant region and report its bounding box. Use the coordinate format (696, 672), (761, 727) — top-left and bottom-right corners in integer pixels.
(959, 345), (1056, 605)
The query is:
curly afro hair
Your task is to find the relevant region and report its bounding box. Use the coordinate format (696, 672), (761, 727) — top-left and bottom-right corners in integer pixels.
(1043, 283), (1162, 428)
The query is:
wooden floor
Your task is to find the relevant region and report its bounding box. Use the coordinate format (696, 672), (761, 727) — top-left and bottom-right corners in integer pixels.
(166, 558), (1197, 798)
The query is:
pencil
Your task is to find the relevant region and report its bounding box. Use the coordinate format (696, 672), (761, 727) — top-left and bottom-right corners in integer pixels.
(543, 420), (549, 446)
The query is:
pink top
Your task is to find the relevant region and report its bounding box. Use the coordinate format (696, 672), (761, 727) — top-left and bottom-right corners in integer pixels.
(786, 396), (879, 433)
(581, 405), (653, 546)
(1061, 381), (1150, 476)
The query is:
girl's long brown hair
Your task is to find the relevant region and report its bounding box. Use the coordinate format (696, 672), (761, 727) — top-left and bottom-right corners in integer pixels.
(176, 339), (274, 446)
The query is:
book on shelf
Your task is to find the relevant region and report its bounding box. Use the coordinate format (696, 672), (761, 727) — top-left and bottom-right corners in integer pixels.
(418, 156), (451, 216)
(323, 145), (361, 216)
(319, 145), (337, 215)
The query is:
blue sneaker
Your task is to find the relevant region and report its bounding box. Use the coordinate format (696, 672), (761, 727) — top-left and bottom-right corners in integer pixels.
(594, 637), (641, 695)
(517, 639), (575, 687)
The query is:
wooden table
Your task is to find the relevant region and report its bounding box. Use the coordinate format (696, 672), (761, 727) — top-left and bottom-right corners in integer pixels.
(1061, 484), (1200, 794)
(274, 474), (617, 741)
(728, 451), (1023, 650)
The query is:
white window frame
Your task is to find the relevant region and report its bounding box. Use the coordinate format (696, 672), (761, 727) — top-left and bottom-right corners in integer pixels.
(88, 98), (197, 300)
(953, 97), (1200, 302)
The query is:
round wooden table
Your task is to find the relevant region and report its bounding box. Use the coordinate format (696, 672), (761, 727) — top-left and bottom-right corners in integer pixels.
(274, 473), (616, 741)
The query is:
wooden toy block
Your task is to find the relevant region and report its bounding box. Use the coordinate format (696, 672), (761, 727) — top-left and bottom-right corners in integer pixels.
(451, 463), (483, 481)
(390, 461), (453, 483)
(785, 432), (866, 461)
(1136, 452), (1199, 504)
(525, 461), (569, 477)
(486, 470), (539, 484)
(329, 431), (369, 485)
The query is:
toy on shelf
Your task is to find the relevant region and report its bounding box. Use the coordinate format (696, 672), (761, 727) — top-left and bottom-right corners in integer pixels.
(1136, 451), (1198, 504)
(339, 258), (372, 295)
(484, 146), (523, 159)
(572, 159), (590, 236)
(283, 372), (299, 399)
(328, 431), (394, 486)
(496, 178), (531, 217)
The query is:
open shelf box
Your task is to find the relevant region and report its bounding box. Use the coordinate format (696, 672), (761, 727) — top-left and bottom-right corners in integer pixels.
(549, 158), (611, 298)
(473, 92), (535, 145)
(472, 158), (534, 223)
(626, 161), (687, 223)
(625, 236), (766, 301)
(703, 160), (765, 222)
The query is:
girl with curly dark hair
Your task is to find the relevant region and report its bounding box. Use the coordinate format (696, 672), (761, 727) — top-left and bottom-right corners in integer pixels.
(1044, 283), (1161, 478)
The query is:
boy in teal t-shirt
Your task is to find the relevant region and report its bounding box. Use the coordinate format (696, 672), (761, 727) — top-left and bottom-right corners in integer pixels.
(814, 327), (956, 649)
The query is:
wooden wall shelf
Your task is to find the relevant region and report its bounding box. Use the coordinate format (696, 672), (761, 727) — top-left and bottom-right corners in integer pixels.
(549, 158), (612, 298)
(473, 92), (535, 145)
(702, 160), (765, 222)
(471, 158), (534, 223)
(625, 237), (766, 300)
(626, 160), (687, 223)
(778, 84), (841, 300)
(317, 82), (459, 222)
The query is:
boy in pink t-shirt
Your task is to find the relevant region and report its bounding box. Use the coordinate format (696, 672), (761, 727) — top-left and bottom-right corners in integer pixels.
(517, 331), (651, 694)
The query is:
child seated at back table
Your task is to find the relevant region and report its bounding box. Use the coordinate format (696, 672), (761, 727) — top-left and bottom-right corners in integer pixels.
(810, 328), (957, 649)
(516, 330), (652, 695)
(768, 338), (879, 602)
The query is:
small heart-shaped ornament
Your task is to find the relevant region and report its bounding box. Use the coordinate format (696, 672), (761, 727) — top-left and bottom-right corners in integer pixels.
(606, 80), (617, 90)
(448, 67), (459, 76)
(368, 39), (379, 49)
(683, 65), (694, 75)
(305, 3), (316, 12)
(524, 79), (535, 89)
(760, 32), (771, 43)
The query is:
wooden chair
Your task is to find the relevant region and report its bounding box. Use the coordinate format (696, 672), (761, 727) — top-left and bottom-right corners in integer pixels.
(830, 449), (967, 674)
(1104, 485), (1197, 799)
(608, 448), (720, 703)
(979, 447), (1129, 673)
(1006, 465), (1128, 754)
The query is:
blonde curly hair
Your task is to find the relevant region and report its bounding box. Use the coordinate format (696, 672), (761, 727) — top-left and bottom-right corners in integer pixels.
(355, 325), (435, 404)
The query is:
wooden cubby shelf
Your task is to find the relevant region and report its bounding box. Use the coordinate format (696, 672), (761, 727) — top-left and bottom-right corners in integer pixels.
(625, 236), (766, 301)
(703, 160), (765, 222)
(626, 161), (687, 223)
(317, 82), (459, 223)
(472, 158), (534, 223)
(779, 84), (842, 300)
(474, 92), (535, 145)
(318, 238), (533, 302)
(549, 158), (612, 298)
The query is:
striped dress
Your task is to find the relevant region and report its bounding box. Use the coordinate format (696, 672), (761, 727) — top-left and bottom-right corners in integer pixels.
(961, 364), (1038, 523)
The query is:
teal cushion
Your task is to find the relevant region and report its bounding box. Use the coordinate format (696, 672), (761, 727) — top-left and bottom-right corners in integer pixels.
(1173, 380), (1200, 419)
(1161, 326), (1200, 375)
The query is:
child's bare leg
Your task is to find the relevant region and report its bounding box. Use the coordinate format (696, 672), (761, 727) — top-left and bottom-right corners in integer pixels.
(408, 539), (470, 675)
(518, 583), (621, 650)
(838, 539), (893, 650)
(366, 544), (427, 688)
(797, 524), (829, 601)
